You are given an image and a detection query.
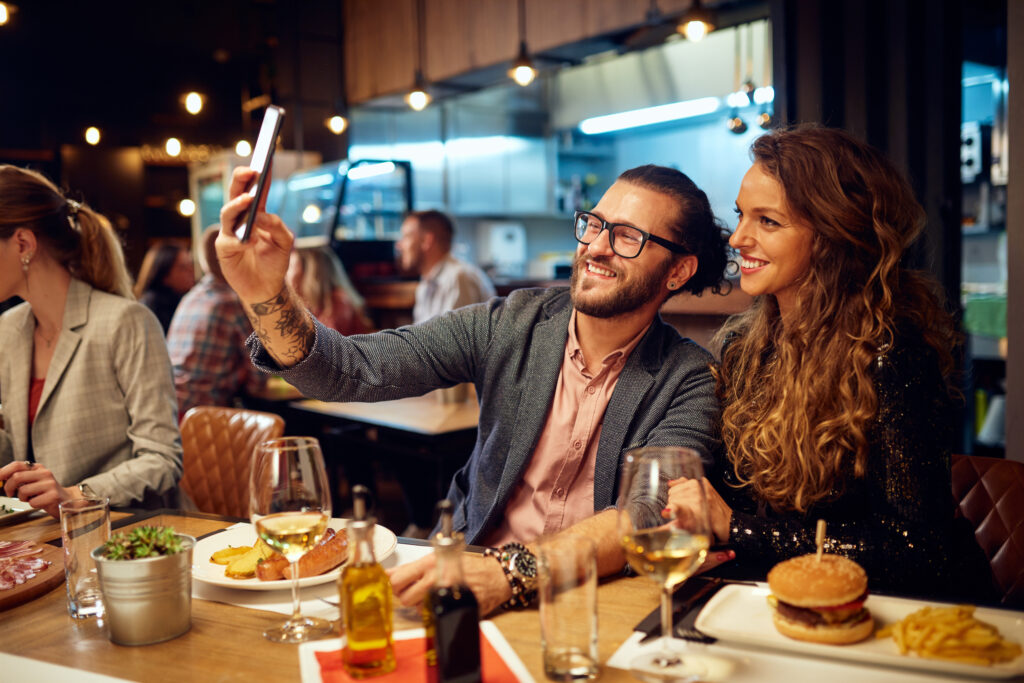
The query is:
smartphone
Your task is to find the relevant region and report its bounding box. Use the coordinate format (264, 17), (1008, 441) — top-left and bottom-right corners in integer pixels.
(234, 104), (285, 241)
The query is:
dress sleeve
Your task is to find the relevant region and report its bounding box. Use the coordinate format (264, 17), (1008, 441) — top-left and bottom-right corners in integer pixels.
(723, 341), (971, 597)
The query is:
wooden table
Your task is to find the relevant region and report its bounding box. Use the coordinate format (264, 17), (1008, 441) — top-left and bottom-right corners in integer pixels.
(290, 389), (479, 436)
(0, 510), (659, 682)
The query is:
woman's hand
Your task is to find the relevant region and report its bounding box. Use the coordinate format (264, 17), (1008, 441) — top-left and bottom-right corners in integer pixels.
(216, 166), (295, 305)
(0, 461), (78, 518)
(387, 551), (512, 616)
(666, 476), (733, 544)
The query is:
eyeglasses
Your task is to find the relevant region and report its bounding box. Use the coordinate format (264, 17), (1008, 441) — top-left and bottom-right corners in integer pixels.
(573, 210), (690, 259)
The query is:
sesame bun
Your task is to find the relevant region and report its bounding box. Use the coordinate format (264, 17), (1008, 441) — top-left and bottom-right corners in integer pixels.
(771, 611), (875, 645)
(768, 554), (867, 608)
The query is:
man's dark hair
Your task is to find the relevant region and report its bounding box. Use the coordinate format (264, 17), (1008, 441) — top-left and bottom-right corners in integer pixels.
(617, 164), (731, 297)
(406, 209), (454, 251)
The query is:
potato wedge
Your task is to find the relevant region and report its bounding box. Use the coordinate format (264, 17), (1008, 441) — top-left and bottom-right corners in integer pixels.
(210, 545), (252, 565)
(225, 539), (276, 579)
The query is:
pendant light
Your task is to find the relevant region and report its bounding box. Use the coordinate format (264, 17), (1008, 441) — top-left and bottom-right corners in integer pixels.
(508, 0), (537, 87)
(757, 20), (775, 129)
(406, 0), (431, 110)
(677, 0), (715, 42)
(727, 26), (747, 134)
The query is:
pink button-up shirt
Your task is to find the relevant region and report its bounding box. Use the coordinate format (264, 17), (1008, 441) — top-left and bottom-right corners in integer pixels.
(484, 311), (650, 546)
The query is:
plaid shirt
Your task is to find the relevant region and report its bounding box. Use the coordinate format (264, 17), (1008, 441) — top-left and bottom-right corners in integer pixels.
(167, 275), (265, 417)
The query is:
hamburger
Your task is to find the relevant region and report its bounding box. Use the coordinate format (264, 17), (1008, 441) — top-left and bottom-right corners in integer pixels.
(766, 553), (874, 645)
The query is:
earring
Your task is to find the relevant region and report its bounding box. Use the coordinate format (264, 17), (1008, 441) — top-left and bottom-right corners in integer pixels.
(668, 281), (678, 290)
(21, 254), (32, 272)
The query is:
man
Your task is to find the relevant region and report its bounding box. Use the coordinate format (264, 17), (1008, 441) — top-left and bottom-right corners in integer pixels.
(395, 209), (496, 323)
(167, 226), (266, 418)
(216, 164), (731, 613)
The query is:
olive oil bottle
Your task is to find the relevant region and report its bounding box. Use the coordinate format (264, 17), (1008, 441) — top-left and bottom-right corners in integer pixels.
(340, 485), (396, 678)
(422, 500), (481, 683)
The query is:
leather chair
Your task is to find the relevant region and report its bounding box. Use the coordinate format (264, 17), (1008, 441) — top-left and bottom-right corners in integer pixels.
(180, 406), (285, 518)
(951, 454), (1024, 608)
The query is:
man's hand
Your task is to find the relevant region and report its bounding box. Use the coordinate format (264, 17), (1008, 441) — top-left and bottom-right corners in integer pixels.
(387, 551), (512, 616)
(216, 166), (294, 304)
(0, 461), (79, 518)
(666, 477), (732, 544)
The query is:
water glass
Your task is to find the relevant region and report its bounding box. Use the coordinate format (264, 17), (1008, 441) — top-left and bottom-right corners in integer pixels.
(60, 497), (110, 619)
(538, 535), (599, 681)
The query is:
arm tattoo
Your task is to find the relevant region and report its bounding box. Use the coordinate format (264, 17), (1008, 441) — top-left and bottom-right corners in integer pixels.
(249, 285), (315, 366)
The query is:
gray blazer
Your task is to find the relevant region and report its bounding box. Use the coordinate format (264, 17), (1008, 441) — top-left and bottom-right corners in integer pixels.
(252, 287), (720, 544)
(0, 278), (183, 507)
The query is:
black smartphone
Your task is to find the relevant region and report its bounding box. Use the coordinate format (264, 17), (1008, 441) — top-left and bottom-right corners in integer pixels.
(234, 104), (285, 241)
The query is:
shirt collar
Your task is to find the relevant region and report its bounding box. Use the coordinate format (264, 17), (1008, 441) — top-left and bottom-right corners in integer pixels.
(567, 309), (651, 372)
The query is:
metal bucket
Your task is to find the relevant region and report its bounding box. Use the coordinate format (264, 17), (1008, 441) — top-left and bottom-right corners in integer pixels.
(91, 535), (195, 646)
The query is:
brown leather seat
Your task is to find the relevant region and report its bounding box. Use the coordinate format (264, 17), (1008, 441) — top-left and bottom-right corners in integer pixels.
(951, 454), (1024, 608)
(180, 406), (285, 518)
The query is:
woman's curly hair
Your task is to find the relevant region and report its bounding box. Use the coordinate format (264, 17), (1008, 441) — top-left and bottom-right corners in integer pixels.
(714, 125), (958, 512)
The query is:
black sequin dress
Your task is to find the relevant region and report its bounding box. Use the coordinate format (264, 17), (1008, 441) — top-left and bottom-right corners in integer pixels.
(713, 332), (997, 603)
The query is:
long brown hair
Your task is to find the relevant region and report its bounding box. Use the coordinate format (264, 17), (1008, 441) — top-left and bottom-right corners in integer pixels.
(0, 165), (133, 298)
(716, 126), (957, 512)
(292, 246), (370, 323)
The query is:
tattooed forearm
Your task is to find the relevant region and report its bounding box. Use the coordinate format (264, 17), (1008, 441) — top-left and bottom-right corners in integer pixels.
(247, 285), (316, 367)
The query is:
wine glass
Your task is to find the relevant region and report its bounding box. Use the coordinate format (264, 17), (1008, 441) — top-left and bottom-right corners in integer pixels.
(617, 446), (711, 682)
(249, 436), (334, 643)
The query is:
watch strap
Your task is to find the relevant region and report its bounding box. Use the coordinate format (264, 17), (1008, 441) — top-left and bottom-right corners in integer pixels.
(484, 544), (537, 609)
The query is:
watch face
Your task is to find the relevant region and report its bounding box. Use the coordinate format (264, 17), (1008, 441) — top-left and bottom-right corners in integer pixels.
(512, 551), (537, 579)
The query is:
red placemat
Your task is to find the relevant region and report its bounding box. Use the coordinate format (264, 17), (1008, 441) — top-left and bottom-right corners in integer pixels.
(315, 628), (522, 683)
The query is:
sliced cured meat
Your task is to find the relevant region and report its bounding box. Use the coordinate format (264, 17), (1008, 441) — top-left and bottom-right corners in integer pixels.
(0, 555), (52, 591)
(0, 540), (43, 559)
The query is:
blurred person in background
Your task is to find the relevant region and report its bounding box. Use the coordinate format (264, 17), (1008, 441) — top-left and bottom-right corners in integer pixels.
(167, 226), (266, 419)
(0, 165), (183, 517)
(288, 245), (374, 335)
(396, 210), (495, 323)
(134, 242), (195, 333)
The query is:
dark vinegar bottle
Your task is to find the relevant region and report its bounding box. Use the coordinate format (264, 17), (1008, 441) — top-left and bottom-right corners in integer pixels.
(423, 500), (481, 683)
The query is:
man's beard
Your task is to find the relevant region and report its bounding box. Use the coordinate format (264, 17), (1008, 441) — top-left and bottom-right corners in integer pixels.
(570, 252), (672, 318)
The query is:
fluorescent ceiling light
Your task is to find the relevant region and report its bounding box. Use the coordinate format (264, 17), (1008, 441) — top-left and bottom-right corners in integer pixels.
(288, 173), (335, 191)
(347, 161), (397, 180)
(579, 97), (721, 135)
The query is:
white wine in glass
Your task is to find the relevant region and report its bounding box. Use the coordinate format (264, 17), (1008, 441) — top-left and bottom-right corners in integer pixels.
(618, 446), (711, 682)
(250, 436), (334, 643)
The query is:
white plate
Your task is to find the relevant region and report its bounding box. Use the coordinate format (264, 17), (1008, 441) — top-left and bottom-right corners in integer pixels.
(192, 519), (397, 591)
(695, 583), (1024, 679)
(0, 496), (38, 526)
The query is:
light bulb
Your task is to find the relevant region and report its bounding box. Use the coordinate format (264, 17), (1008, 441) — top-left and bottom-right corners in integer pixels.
(184, 92), (203, 115)
(510, 64), (537, 87)
(178, 199), (196, 217)
(165, 138), (182, 156)
(406, 89), (430, 111)
(85, 127), (101, 145)
(326, 115), (348, 134)
(682, 19), (710, 41)
(235, 140), (252, 157)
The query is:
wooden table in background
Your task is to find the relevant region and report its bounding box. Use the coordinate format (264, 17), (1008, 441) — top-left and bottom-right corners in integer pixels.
(0, 510), (659, 682)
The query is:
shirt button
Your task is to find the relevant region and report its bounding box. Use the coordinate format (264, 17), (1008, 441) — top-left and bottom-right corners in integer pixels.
(573, 440), (582, 450)
(587, 386), (596, 395)
(554, 488), (565, 498)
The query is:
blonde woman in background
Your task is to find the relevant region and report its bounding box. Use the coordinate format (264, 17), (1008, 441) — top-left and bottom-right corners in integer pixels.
(288, 245), (374, 335)
(0, 165), (183, 517)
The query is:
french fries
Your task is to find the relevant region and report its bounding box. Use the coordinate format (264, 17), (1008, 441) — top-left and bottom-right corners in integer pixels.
(209, 545), (252, 565)
(876, 605), (1022, 665)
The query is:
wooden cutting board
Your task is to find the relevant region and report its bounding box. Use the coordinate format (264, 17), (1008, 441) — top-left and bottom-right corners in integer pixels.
(0, 543), (65, 611)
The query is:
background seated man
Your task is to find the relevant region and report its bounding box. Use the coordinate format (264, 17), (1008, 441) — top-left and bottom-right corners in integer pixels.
(216, 164), (731, 614)
(167, 226), (266, 419)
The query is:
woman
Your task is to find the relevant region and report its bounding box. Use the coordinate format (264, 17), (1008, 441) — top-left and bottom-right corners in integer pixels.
(287, 245), (374, 335)
(134, 242), (195, 333)
(0, 165), (183, 517)
(669, 126), (993, 602)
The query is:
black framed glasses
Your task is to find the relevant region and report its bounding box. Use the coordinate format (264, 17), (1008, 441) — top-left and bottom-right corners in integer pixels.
(573, 210), (690, 259)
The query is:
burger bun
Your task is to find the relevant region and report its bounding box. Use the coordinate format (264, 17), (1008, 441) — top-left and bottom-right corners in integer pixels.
(771, 611), (875, 645)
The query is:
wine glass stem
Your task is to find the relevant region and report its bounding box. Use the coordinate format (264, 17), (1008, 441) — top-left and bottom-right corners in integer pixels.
(659, 584), (680, 662)
(289, 559), (302, 622)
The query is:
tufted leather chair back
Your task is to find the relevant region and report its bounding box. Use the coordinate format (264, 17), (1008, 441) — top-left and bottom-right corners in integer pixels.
(180, 406), (285, 518)
(951, 454), (1024, 608)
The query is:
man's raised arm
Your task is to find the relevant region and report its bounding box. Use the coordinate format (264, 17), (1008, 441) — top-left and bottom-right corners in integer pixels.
(216, 166), (315, 368)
